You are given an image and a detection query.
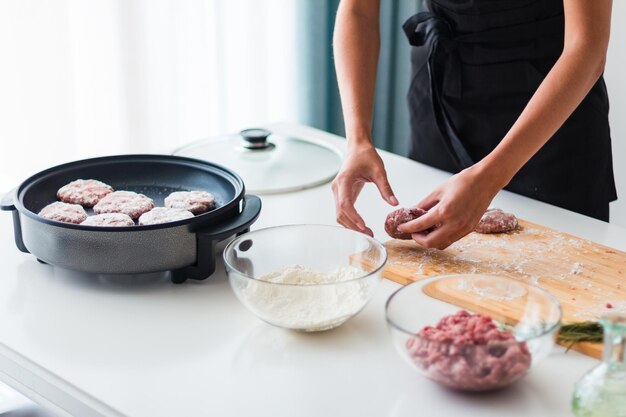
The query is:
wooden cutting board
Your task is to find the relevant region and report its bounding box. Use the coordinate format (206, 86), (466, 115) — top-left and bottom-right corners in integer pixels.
(379, 219), (626, 359)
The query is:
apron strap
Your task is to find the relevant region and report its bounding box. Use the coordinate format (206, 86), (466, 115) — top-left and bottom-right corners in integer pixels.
(403, 12), (474, 170)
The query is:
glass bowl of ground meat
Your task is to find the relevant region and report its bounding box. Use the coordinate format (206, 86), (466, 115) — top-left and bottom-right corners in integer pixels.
(385, 274), (562, 391)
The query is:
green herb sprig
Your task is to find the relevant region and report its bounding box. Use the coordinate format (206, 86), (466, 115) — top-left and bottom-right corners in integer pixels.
(557, 321), (603, 351)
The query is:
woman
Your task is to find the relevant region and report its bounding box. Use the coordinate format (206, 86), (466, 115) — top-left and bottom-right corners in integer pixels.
(331, 0), (616, 249)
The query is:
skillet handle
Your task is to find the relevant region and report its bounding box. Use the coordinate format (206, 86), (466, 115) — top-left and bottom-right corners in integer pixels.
(172, 195), (262, 283)
(1, 188), (16, 211)
(196, 194), (262, 241)
(0, 188), (29, 253)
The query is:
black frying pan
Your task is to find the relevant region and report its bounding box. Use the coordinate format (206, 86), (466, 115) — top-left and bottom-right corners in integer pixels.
(1, 154), (262, 283)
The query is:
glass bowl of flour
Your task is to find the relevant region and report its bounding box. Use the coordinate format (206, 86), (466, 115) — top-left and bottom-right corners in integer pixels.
(223, 224), (387, 332)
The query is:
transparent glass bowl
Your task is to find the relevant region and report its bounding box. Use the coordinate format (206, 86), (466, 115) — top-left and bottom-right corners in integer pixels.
(385, 274), (562, 391)
(223, 224), (387, 332)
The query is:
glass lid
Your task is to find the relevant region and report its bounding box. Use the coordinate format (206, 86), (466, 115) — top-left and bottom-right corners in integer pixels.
(172, 129), (343, 194)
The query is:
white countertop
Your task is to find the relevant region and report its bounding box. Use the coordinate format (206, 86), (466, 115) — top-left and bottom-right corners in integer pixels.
(1, 122), (624, 417)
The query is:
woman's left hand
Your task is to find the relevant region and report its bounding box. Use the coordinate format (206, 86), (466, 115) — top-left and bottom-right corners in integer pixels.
(397, 165), (505, 249)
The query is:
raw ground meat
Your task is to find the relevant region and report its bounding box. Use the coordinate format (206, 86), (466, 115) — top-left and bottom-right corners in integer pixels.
(164, 191), (216, 214)
(474, 208), (518, 234)
(406, 310), (531, 391)
(138, 207), (194, 225)
(93, 191), (154, 219)
(385, 207), (427, 240)
(81, 213), (135, 227)
(56, 179), (113, 207)
(38, 202), (88, 224)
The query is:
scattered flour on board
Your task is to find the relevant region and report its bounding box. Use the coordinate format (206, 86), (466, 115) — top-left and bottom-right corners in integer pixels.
(573, 301), (626, 320)
(570, 262), (584, 275)
(386, 225), (625, 320)
(236, 265), (374, 331)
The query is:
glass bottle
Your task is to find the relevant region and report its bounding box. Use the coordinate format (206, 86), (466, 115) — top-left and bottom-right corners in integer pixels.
(572, 313), (626, 417)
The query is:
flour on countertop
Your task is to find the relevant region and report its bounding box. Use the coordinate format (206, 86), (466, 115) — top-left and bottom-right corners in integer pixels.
(237, 265), (374, 331)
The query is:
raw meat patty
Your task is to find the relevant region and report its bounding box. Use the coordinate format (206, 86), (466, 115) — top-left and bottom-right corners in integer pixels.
(93, 191), (154, 219)
(406, 310), (531, 391)
(38, 202), (88, 224)
(138, 207), (194, 225)
(57, 179), (113, 207)
(474, 208), (518, 234)
(81, 213), (135, 227)
(164, 191), (216, 214)
(385, 207), (427, 240)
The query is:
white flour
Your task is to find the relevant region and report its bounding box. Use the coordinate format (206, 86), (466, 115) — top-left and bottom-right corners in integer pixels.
(387, 225), (625, 320)
(236, 265), (374, 331)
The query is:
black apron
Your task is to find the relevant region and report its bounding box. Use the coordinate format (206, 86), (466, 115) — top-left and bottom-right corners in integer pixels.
(403, 0), (617, 221)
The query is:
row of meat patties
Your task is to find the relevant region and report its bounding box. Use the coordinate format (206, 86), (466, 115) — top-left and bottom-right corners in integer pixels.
(37, 179), (216, 226)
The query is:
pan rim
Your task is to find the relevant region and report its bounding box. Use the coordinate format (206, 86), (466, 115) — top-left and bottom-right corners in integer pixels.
(13, 154), (246, 232)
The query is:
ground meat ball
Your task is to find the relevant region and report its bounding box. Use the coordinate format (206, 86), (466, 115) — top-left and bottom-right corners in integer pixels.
(164, 191), (216, 214)
(474, 208), (518, 234)
(57, 179), (113, 207)
(138, 207), (194, 225)
(406, 310), (531, 391)
(81, 213), (135, 227)
(93, 191), (154, 219)
(38, 202), (88, 224)
(385, 207), (427, 240)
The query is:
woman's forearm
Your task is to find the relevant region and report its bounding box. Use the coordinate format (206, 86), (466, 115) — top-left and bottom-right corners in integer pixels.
(475, 0), (612, 188)
(333, 0), (381, 148)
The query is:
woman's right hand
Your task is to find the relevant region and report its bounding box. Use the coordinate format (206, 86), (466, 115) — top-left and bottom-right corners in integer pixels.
(331, 143), (398, 236)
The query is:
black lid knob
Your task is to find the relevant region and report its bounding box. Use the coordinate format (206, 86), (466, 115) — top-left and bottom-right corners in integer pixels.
(240, 128), (274, 150)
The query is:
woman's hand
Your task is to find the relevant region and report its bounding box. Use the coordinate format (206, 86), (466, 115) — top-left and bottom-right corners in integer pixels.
(333, 0), (390, 236)
(397, 165), (505, 249)
(332, 143), (398, 236)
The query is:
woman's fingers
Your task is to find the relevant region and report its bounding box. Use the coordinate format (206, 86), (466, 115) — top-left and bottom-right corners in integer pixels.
(410, 226), (451, 250)
(372, 171), (399, 206)
(337, 212), (364, 233)
(397, 167), (503, 250)
(417, 191), (440, 211)
(397, 206), (442, 234)
(411, 223), (464, 250)
(333, 179), (367, 232)
(332, 145), (399, 235)
(335, 204), (373, 236)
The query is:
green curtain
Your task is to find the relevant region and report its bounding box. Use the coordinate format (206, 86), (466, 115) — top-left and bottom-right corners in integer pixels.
(296, 1), (421, 156)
